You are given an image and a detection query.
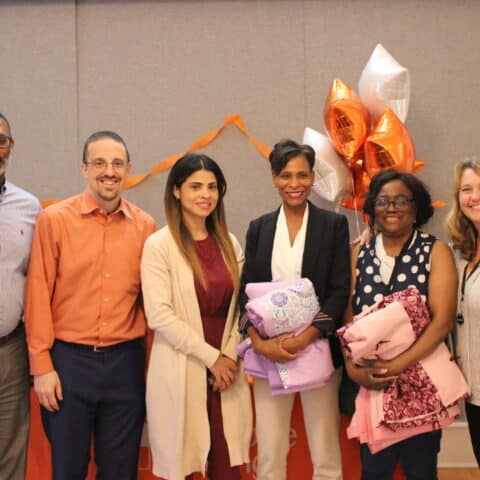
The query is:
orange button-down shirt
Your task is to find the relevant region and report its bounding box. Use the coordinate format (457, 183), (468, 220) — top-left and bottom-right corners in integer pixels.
(24, 189), (156, 375)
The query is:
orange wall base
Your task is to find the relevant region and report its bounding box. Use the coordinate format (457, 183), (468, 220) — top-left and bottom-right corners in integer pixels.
(26, 389), (405, 479)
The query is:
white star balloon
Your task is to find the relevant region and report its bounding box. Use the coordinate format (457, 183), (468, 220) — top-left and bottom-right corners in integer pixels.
(359, 44), (410, 124)
(303, 127), (353, 203)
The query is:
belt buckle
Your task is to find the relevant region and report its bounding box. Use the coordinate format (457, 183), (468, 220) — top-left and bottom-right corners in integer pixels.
(93, 345), (106, 352)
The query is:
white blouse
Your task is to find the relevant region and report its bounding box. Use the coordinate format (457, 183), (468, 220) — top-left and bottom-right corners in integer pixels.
(375, 231), (418, 284)
(271, 204), (309, 281)
(455, 255), (480, 406)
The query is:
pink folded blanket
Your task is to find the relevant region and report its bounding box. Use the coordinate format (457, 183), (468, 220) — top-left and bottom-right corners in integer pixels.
(337, 287), (468, 452)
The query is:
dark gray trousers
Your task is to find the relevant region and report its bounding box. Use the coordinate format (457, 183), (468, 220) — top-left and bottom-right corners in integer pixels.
(0, 325), (30, 480)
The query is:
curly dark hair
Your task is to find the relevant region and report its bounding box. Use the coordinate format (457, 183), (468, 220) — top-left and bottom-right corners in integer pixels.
(363, 169), (434, 230)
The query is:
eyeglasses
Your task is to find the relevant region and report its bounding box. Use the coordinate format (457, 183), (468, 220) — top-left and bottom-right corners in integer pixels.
(374, 196), (414, 210)
(86, 159), (127, 171)
(0, 134), (13, 148)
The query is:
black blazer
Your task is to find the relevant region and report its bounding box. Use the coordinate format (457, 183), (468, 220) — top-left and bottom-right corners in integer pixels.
(239, 202), (351, 368)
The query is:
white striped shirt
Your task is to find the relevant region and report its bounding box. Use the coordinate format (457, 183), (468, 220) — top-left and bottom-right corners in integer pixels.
(0, 181), (40, 336)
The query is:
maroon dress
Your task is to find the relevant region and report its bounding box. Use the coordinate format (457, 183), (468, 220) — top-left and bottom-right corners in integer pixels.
(186, 235), (241, 480)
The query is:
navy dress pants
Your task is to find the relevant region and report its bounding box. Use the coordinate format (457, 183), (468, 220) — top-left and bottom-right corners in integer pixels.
(360, 430), (441, 480)
(41, 340), (146, 480)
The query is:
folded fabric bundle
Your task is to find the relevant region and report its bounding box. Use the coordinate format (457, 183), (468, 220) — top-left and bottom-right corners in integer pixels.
(237, 278), (334, 395)
(349, 387), (460, 453)
(337, 287), (469, 453)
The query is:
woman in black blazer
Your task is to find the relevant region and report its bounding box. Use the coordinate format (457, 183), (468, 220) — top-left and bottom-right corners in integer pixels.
(240, 139), (351, 480)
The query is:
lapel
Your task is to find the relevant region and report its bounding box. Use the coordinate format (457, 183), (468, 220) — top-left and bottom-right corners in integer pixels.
(301, 202), (323, 279)
(258, 208), (280, 281)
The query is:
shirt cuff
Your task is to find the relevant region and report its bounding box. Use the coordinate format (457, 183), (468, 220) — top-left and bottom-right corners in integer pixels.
(29, 351), (54, 376)
(238, 312), (252, 335)
(311, 311), (335, 337)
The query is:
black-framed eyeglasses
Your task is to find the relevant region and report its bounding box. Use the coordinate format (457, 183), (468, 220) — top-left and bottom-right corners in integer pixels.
(374, 195), (415, 210)
(0, 134), (13, 148)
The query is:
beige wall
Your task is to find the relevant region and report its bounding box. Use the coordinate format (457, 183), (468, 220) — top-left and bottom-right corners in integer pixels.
(2, 0), (479, 242)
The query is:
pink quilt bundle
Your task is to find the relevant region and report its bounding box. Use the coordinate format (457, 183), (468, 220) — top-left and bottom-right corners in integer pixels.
(337, 287), (469, 453)
(237, 279), (334, 395)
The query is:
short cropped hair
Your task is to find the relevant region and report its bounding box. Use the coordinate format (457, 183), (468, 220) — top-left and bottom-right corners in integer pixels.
(269, 138), (315, 175)
(82, 130), (130, 164)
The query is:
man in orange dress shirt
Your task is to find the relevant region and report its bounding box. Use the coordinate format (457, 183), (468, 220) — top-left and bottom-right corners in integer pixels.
(24, 131), (156, 480)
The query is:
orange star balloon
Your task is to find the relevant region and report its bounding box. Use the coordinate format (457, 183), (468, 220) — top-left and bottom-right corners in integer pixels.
(341, 158), (370, 211)
(324, 78), (370, 164)
(364, 108), (415, 178)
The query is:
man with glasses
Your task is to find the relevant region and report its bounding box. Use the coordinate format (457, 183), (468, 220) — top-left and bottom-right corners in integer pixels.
(25, 131), (156, 479)
(0, 112), (41, 479)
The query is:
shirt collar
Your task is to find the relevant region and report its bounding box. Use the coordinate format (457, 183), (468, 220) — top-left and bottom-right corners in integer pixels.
(80, 188), (132, 220)
(0, 179), (6, 204)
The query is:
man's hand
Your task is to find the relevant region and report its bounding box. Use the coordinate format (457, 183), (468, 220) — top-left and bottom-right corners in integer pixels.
(34, 371), (63, 412)
(209, 355), (238, 392)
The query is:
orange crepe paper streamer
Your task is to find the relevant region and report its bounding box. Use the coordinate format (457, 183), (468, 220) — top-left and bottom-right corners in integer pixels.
(40, 115), (271, 205)
(363, 108), (415, 178)
(324, 78), (370, 164)
(39, 113), (440, 214)
(122, 114), (271, 189)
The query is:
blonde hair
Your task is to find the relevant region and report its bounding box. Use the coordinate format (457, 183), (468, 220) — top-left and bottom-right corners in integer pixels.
(164, 153), (239, 291)
(445, 156), (480, 260)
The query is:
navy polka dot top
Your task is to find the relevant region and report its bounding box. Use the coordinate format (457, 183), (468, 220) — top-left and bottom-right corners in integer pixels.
(352, 230), (436, 315)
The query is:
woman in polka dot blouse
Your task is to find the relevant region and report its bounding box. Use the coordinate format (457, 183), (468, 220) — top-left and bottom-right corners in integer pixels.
(342, 169), (458, 480)
(445, 157), (480, 467)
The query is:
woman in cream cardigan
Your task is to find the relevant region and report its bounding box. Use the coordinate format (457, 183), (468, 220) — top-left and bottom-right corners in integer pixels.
(141, 153), (252, 480)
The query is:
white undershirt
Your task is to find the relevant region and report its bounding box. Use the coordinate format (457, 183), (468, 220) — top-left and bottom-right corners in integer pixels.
(375, 231), (418, 283)
(271, 204), (309, 281)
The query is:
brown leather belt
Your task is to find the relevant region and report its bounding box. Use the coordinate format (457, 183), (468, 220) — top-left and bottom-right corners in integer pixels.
(0, 322), (24, 345)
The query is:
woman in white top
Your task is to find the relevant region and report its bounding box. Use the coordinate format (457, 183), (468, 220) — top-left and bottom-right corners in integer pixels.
(239, 139), (351, 480)
(141, 153), (252, 480)
(445, 157), (480, 467)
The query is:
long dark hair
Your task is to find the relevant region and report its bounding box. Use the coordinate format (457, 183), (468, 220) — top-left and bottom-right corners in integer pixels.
(164, 153), (239, 290)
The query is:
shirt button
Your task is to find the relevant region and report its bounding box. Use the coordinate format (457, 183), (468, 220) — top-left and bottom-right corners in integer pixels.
(105, 273), (111, 278)
(103, 322), (107, 326)
(105, 249), (111, 254)
(99, 341), (103, 345)
(104, 297), (109, 303)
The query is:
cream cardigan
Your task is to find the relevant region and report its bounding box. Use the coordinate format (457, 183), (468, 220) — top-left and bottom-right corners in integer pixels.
(141, 226), (252, 479)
